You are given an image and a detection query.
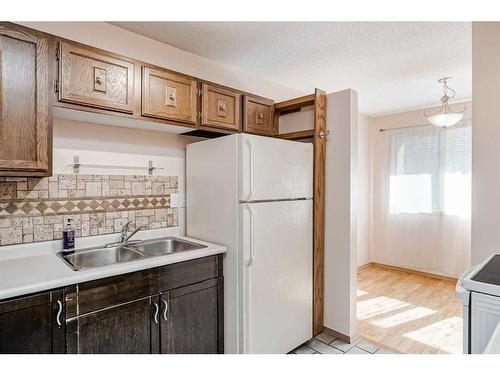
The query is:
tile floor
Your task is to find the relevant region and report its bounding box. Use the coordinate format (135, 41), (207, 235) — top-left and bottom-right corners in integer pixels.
(291, 331), (393, 354)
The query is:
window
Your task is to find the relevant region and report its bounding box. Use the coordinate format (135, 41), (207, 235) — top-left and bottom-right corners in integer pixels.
(389, 122), (471, 218)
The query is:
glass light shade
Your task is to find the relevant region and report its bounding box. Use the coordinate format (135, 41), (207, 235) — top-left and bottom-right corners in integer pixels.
(426, 112), (464, 127)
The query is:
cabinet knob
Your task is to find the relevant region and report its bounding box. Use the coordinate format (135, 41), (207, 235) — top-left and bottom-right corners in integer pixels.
(257, 112), (264, 120)
(95, 76), (103, 85)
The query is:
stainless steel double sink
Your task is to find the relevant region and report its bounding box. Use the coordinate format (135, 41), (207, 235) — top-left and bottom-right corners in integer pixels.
(57, 237), (207, 271)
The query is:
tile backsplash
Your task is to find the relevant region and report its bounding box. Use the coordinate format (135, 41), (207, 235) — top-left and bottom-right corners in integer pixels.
(0, 174), (178, 246)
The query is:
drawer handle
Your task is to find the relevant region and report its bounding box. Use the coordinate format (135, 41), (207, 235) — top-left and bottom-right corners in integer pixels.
(56, 300), (63, 327)
(153, 302), (159, 324)
(162, 299), (169, 321)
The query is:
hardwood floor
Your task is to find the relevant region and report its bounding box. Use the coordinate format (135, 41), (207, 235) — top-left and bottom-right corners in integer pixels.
(357, 264), (463, 354)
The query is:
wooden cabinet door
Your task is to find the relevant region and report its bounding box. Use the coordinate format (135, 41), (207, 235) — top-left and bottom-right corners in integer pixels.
(66, 296), (155, 354)
(59, 41), (135, 113)
(0, 290), (65, 353)
(201, 83), (241, 131)
(142, 67), (197, 124)
(160, 277), (223, 354)
(0, 24), (50, 176)
(243, 95), (275, 136)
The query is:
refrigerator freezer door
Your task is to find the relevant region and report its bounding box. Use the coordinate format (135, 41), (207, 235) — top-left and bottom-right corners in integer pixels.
(240, 134), (313, 201)
(241, 199), (312, 353)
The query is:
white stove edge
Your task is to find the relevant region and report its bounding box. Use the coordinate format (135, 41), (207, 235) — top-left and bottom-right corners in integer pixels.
(462, 253), (500, 297)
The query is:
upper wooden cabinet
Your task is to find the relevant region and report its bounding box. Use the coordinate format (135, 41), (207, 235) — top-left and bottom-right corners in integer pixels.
(201, 83), (241, 131)
(58, 42), (135, 113)
(0, 24), (51, 176)
(142, 66), (197, 124)
(243, 95), (275, 136)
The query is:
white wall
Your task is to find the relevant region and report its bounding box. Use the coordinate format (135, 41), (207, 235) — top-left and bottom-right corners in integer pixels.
(278, 106), (315, 134)
(19, 22), (302, 102)
(472, 22), (500, 265)
(357, 113), (372, 267)
(53, 118), (198, 234)
(324, 89), (358, 339)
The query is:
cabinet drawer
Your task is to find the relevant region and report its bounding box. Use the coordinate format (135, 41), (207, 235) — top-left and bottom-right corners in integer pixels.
(142, 66), (197, 124)
(243, 95), (275, 136)
(59, 41), (135, 113)
(201, 83), (241, 131)
(65, 268), (156, 318)
(159, 255), (222, 292)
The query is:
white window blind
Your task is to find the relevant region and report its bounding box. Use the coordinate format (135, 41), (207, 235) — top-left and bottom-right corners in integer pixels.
(389, 121), (471, 217)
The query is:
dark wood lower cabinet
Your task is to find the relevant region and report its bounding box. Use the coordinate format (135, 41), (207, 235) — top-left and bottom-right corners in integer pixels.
(0, 255), (223, 354)
(160, 277), (223, 354)
(0, 290), (65, 354)
(66, 296), (155, 354)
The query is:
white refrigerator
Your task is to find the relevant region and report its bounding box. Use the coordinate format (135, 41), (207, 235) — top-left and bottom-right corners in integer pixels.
(187, 133), (313, 354)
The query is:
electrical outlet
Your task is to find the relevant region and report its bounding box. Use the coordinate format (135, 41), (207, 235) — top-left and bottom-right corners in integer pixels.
(179, 192), (186, 208)
(170, 192), (186, 208)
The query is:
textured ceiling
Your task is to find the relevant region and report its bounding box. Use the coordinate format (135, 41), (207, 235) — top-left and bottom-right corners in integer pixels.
(110, 22), (471, 116)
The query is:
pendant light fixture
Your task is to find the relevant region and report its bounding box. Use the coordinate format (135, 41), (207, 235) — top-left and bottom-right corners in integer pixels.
(424, 77), (466, 128)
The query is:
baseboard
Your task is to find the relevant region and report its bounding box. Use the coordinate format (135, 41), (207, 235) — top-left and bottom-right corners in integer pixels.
(363, 262), (458, 283)
(357, 262), (375, 271)
(322, 326), (351, 344)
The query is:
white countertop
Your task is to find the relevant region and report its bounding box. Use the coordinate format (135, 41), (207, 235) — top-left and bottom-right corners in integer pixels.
(0, 228), (226, 301)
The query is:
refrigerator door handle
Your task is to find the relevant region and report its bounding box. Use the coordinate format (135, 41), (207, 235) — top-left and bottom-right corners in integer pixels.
(246, 140), (256, 201)
(246, 204), (256, 267)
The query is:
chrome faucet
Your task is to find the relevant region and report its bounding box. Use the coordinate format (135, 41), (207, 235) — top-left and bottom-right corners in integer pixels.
(104, 220), (147, 248)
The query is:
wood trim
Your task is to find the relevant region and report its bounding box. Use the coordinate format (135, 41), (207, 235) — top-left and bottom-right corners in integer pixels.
(365, 262), (458, 282)
(322, 326), (351, 344)
(312, 88), (327, 336)
(357, 262), (375, 271)
(278, 129), (314, 140)
(274, 94), (315, 113)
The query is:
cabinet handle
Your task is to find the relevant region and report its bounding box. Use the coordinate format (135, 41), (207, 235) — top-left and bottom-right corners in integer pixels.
(153, 302), (159, 324)
(257, 112), (264, 120)
(95, 76), (102, 85)
(162, 299), (169, 321)
(56, 300), (63, 327)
